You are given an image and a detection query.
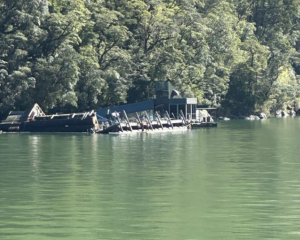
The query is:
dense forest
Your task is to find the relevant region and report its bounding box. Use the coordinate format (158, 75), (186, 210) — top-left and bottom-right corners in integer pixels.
(1, 0), (300, 119)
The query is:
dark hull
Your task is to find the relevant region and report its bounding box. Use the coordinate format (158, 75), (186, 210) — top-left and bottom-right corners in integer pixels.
(0, 123), (22, 132)
(0, 118), (97, 133)
(0, 104), (98, 133)
(22, 118), (96, 132)
(191, 122), (217, 128)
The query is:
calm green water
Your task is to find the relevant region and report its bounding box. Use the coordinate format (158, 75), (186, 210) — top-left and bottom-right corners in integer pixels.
(1, 117), (300, 240)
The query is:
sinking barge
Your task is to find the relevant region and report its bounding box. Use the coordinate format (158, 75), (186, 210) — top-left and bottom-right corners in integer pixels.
(0, 104), (99, 133)
(96, 81), (217, 134)
(98, 110), (191, 134)
(101, 119), (189, 134)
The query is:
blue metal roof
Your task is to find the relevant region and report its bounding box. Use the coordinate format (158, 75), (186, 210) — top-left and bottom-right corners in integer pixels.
(96, 100), (154, 117)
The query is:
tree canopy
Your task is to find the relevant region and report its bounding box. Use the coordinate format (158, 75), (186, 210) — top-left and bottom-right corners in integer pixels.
(1, 0), (300, 118)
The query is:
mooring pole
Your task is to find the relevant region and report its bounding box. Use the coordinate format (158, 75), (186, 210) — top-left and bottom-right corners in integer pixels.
(145, 112), (154, 130)
(123, 110), (132, 132)
(115, 112), (123, 132)
(136, 112), (142, 130)
(136, 112), (142, 125)
(155, 111), (164, 129)
(165, 111), (173, 128)
(180, 110), (187, 125)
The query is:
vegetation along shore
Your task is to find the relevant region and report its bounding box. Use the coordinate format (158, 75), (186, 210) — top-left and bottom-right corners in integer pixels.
(1, 0), (300, 119)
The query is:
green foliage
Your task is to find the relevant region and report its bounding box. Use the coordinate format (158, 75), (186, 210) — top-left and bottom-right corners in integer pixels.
(1, 0), (300, 118)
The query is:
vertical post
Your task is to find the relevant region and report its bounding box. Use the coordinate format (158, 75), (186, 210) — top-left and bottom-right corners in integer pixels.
(145, 112), (154, 130)
(136, 112), (142, 125)
(165, 111), (173, 129)
(123, 110), (132, 132)
(155, 111), (164, 129)
(180, 110), (187, 125)
(215, 109), (217, 121)
(115, 112), (123, 132)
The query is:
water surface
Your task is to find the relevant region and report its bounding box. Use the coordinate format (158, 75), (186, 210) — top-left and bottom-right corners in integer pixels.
(1, 118), (300, 240)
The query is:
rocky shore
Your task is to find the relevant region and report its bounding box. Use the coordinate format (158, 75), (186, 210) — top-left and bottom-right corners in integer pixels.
(218, 107), (300, 121)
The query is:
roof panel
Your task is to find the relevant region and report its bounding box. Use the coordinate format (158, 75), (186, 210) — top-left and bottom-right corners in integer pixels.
(96, 100), (154, 117)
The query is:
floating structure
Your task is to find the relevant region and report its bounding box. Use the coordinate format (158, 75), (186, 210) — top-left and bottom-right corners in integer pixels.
(190, 121), (217, 128)
(0, 104), (99, 133)
(96, 81), (217, 134)
(0, 82), (217, 134)
(100, 110), (190, 134)
(191, 107), (217, 128)
(97, 82), (198, 120)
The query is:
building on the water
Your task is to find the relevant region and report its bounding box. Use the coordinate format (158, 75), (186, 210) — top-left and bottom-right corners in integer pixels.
(0, 81), (216, 133)
(96, 81), (217, 133)
(97, 81), (198, 120)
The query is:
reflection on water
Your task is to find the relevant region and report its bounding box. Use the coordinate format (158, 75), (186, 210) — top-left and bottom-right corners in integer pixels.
(1, 118), (300, 240)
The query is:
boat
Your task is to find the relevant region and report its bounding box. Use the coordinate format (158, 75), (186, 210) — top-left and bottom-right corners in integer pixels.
(0, 104), (100, 133)
(190, 108), (217, 128)
(191, 121), (217, 128)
